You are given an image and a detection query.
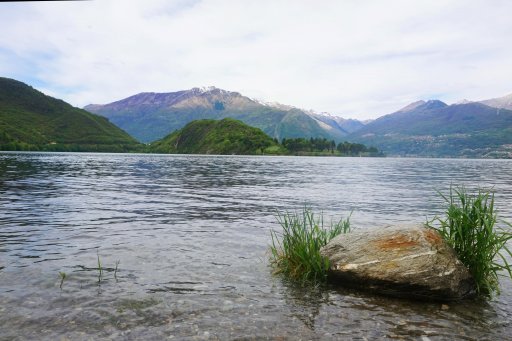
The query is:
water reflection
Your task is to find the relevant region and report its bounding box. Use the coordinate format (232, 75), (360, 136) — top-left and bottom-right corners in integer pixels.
(278, 280), (329, 330)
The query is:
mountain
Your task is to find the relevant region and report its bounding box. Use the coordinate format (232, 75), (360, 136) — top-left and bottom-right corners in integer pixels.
(149, 118), (284, 155)
(0, 77), (140, 152)
(348, 99), (512, 158)
(308, 111), (366, 134)
(479, 93), (512, 111)
(85, 87), (349, 143)
(336, 118), (366, 133)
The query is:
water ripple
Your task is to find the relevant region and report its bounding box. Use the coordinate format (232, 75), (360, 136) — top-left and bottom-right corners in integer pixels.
(0, 152), (512, 339)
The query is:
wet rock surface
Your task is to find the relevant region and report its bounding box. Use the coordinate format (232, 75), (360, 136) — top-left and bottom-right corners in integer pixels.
(320, 225), (476, 300)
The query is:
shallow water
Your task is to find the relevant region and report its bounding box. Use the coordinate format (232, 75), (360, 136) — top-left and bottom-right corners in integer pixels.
(0, 152), (511, 340)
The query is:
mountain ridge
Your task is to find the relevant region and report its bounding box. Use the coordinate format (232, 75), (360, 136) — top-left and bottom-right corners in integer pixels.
(0, 77), (140, 152)
(4, 74), (511, 158)
(85, 87), (359, 143)
(348, 100), (512, 158)
(479, 92), (512, 111)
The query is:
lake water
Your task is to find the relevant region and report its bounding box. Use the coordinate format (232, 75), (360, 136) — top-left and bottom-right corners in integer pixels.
(1, 152), (511, 340)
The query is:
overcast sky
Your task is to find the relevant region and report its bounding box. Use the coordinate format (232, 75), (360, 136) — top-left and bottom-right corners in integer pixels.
(1, 0), (511, 119)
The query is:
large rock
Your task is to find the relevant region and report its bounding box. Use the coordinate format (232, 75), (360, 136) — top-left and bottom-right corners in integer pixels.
(320, 225), (475, 300)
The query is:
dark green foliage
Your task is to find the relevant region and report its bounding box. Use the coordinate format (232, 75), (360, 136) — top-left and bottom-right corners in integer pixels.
(427, 186), (512, 296)
(269, 207), (351, 284)
(336, 141), (380, 156)
(0, 77), (141, 152)
(282, 137), (336, 153)
(149, 118), (286, 155)
(281, 137), (381, 156)
(149, 118), (379, 156)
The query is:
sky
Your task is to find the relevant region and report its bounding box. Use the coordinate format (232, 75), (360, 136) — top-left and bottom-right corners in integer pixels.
(1, 0), (511, 119)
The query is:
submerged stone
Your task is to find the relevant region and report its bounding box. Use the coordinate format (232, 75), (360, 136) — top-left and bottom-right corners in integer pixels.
(320, 225), (475, 301)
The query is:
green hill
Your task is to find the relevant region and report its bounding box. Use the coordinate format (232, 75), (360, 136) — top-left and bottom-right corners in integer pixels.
(0, 77), (140, 152)
(149, 118), (285, 155)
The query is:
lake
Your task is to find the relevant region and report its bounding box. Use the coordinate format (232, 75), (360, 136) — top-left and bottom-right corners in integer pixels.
(1, 152), (511, 340)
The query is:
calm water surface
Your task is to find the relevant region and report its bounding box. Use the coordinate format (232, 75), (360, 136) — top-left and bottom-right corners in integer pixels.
(0, 152), (511, 340)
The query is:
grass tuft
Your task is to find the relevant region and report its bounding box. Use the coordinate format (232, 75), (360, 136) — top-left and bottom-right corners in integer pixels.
(59, 271), (66, 290)
(427, 186), (512, 297)
(269, 207), (351, 284)
(97, 250), (103, 284)
(114, 260), (120, 280)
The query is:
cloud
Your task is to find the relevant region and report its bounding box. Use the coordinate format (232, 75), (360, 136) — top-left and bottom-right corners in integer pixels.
(1, 0), (512, 119)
